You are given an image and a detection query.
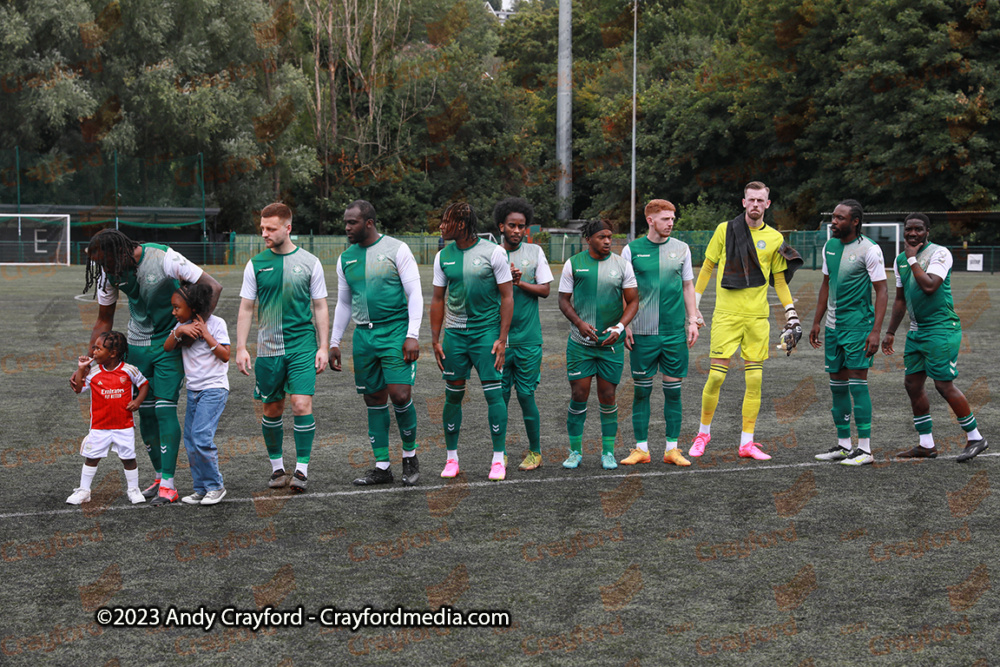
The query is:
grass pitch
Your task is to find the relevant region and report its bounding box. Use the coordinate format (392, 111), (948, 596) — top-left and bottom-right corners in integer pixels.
(0, 263), (997, 665)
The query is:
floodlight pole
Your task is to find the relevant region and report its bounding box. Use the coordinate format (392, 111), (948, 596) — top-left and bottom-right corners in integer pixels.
(629, 0), (638, 241)
(113, 150), (119, 229)
(199, 153), (206, 238)
(15, 146), (21, 215)
(555, 0), (572, 221)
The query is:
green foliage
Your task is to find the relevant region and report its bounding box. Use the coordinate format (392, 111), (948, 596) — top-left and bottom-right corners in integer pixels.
(2, 0), (997, 243)
(676, 192), (730, 231)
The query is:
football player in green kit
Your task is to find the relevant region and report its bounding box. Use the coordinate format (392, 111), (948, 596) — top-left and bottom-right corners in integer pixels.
(330, 201), (423, 486)
(494, 197), (553, 471)
(882, 213), (988, 462)
(621, 199), (699, 467)
(558, 219), (639, 470)
(236, 203), (329, 492)
(809, 200), (887, 466)
(430, 202), (514, 481)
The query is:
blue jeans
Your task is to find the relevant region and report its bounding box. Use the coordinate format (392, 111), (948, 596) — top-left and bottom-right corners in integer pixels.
(183, 388), (228, 493)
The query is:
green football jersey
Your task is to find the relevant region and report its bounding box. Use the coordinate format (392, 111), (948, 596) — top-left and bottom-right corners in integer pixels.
(507, 241), (553, 347)
(823, 235), (886, 331)
(433, 239), (512, 332)
(241, 247), (327, 356)
(559, 251), (637, 346)
(99, 243), (204, 346)
(896, 243), (960, 331)
(338, 235), (412, 325)
(623, 236), (692, 337)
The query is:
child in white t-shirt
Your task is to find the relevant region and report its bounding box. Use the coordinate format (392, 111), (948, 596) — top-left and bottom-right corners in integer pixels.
(164, 283), (230, 506)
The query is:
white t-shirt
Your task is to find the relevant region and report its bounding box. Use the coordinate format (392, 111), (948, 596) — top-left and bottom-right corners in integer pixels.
(174, 315), (230, 391)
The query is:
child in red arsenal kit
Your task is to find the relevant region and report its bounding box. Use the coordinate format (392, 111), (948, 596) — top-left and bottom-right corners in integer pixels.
(67, 331), (150, 505)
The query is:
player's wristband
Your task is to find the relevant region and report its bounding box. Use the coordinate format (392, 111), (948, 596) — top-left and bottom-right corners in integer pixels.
(907, 256), (917, 266)
(209, 344), (218, 352)
(784, 305), (799, 323)
(172, 332), (183, 342)
(695, 292), (703, 309)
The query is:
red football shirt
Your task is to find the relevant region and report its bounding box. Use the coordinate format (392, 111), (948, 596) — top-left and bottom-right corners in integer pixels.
(83, 362), (148, 429)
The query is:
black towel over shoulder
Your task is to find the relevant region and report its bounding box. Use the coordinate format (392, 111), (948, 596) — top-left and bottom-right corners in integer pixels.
(720, 213), (803, 290)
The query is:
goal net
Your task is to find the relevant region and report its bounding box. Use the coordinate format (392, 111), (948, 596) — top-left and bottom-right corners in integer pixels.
(826, 222), (901, 269)
(0, 214), (71, 266)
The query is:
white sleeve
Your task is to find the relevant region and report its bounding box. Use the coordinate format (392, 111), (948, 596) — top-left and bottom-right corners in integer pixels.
(926, 247), (953, 279)
(397, 245), (423, 339)
(162, 248), (205, 284)
(329, 258), (352, 347)
(895, 270), (902, 288)
(621, 257), (638, 289)
(403, 281), (423, 340)
(534, 247), (554, 284)
(396, 243), (421, 286)
(309, 260), (328, 299)
(558, 260), (575, 293)
(865, 245), (887, 281)
(239, 261), (257, 300)
(208, 315), (230, 345)
(82, 363), (100, 391)
(432, 252), (447, 288)
(620, 245), (632, 263)
(125, 363), (149, 389)
(491, 246), (513, 284)
(96, 270), (118, 306)
(681, 247), (694, 281)
(822, 252), (829, 276)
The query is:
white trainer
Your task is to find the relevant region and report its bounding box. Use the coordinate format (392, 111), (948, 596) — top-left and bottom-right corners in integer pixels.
(66, 488), (91, 505)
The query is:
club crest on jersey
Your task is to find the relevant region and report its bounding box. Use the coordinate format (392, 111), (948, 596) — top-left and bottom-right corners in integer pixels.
(472, 257), (483, 266)
(292, 265), (304, 274)
(849, 254), (857, 262)
(669, 251), (678, 259)
(145, 273), (157, 283)
(609, 269), (619, 277)
(520, 259), (530, 267)
(120, 376), (127, 384)
(377, 253), (386, 262)
(756, 240), (766, 249)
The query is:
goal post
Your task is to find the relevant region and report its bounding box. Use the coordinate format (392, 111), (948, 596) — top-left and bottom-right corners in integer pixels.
(825, 222), (901, 268)
(0, 214), (71, 266)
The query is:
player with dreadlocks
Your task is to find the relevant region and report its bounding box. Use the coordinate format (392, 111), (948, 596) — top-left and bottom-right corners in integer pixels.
(431, 202), (514, 480)
(76, 228), (223, 506)
(67, 331), (150, 506)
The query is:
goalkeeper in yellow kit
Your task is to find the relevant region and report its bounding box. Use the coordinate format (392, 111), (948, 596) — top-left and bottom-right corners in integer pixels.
(689, 181), (802, 460)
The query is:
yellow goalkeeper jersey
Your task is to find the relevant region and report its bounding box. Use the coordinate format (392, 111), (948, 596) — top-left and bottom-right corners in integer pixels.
(705, 221), (788, 318)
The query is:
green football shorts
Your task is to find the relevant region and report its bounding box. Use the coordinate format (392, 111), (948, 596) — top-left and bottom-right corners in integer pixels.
(254, 348), (318, 402)
(566, 337), (624, 384)
(904, 326), (962, 381)
(824, 327), (874, 373)
(128, 338), (183, 403)
(629, 333), (688, 379)
(441, 328), (502, 383)
(502, 344), (543, 396)
(352, 320), (416, 394)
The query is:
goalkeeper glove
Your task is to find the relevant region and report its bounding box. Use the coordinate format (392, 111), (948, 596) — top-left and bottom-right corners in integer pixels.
(778, 305), (802, 356)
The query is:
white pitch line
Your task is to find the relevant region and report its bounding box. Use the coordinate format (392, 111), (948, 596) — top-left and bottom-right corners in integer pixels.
(1, 452), (995, 521)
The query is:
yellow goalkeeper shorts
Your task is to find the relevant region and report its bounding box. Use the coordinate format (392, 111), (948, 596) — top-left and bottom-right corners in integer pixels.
(709, 311), (770, 362)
